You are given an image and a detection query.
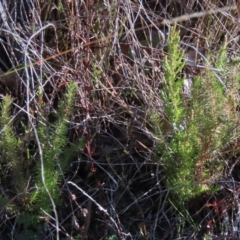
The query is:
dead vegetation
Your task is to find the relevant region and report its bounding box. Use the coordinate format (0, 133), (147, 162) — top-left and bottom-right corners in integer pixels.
(0, 0), (240, 239)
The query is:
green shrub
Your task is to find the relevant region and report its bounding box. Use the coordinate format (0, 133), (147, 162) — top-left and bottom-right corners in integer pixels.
(0, 95), (26, 214)
(30, 82), (84, 212)
(0, 82), (84, 229)
(150, 25), (240, 202)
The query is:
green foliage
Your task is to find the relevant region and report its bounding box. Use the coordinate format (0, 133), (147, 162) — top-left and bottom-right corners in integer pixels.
(161, 26), (185, 127)
(0, 95), (24, 191)
(30, 82), (84, 212)
(57, 1), (64, 12)
(0, 82), (84, 233)
(151, 25), (240, 201)
(17, 212), (39, 229)
(107, 235), (118, 240)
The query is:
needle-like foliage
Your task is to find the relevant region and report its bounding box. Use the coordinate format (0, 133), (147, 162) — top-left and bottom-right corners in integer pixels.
(151, 25), (240, 202)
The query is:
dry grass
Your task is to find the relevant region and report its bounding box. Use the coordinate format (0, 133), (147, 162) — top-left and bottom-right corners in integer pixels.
(0, 0), (240, 239)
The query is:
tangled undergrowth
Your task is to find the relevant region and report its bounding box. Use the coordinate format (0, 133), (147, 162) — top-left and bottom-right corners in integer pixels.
(0, 0), (240, 239)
